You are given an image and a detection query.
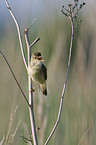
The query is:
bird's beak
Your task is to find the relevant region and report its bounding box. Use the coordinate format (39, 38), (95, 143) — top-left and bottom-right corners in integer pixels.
(40, 58), (44, 62)
(38, 56), (44, 61)
(41, 59), (44, 62)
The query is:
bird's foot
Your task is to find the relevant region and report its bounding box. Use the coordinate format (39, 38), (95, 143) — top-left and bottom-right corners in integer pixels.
(30, 84), (39, 92)
(30, 88), (35, 92)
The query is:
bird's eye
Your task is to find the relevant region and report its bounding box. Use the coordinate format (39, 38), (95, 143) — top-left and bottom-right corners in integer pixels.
(35, 57), (36, 59)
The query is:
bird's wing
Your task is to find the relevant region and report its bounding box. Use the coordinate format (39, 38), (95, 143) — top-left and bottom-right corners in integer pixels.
(41, 64), (47, 80)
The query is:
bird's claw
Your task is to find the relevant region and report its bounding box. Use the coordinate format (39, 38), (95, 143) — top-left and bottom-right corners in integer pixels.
(30, 88), (35, 92)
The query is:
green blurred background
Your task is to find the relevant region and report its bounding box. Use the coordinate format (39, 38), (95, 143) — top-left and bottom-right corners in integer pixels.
(0, 0), (96, 145)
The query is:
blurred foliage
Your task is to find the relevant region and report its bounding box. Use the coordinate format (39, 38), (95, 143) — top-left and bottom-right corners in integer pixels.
(0, 0), (96, 145)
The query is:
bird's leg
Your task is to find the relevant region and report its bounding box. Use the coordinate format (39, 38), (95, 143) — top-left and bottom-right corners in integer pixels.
(30, 84), (39, 92)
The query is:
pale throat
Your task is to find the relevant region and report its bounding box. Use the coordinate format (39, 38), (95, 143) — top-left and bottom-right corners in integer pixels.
(31, 60), (43, 69)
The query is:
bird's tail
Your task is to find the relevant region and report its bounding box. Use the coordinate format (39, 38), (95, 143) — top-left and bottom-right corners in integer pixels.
(40, 81), (47, 96)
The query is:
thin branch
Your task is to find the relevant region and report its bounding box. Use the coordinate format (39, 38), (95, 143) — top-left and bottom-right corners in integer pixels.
(24, 19), (40, 49)
(27, 18), (36, 30)
(44, 1), (86, 144)
(74, 19), (82, 29)
(5, 0), (28, 70)
(4, 0), (38, 144)
(24, 21), (38, 145)
(30, 37), (40, 48)
(6, 104), (19, 142)
(4, 104), (21, 145)
(0, 51), (29, 106)
(44, 14), (74, 145)
(24, 28), (31, 66)
(61, 9), (69, 17)
(8, 120), (21, 144)
(78, 126), (91, 145)
(73, 3), (85, 18)
(21, 135), (33, 145)
(28, 106), (38, 145)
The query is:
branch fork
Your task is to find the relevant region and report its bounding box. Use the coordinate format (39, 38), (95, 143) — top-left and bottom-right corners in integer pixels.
(61, 1), (85, 29)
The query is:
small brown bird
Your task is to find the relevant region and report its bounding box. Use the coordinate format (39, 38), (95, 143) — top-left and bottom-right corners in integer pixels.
(28, 52), (47, 95)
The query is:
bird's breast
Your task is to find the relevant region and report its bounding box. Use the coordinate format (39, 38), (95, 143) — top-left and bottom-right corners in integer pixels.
(28, 65), (45, 84)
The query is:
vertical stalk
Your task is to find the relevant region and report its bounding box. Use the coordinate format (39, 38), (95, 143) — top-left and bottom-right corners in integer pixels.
(24, 29), (38, 145)
(5, 0), (27, 70)
(44, 17), (74, 145)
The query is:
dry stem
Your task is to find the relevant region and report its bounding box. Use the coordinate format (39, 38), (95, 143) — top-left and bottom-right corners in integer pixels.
(24, 21), (38, 145)
(5, 0), (27, 70)
(0, 51), (29, 106)
(44, 1), (85, 144)
(4, 1), (38, 144)
(78, 126), (91, 145)
(44, 16), (74, 145)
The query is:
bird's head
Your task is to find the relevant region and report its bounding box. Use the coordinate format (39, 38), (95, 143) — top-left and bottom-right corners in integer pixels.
(31, 52), (44, 65)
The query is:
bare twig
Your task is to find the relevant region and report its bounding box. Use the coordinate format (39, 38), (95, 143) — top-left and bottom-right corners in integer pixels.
(78, 126), (91, 145)
(24, 20), (38, 145)
(74, 19), (82, 29)
(73, 2), (85, 18)
(8, 120), (21, 144)
(5, 0), (28, 70)
(0, 51), (29, 106)
(3, 104), (21, 144)
(6, 105), (19, 142)
(27, 18), (36, 30)
(30, 37), (40, 48)
(44, 1), (85, 144)
(24, 18), (40, 48)
(4, 0), (38, 144)
(21, 134), (33, 145)
(44, 16), (74, 145)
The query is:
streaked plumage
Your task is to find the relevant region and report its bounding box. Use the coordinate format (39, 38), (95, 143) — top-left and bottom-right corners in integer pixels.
(28, 52), (47, 95)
